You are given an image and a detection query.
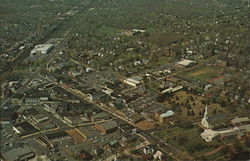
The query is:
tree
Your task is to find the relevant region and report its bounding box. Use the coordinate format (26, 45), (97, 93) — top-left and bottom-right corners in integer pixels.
(212, 109), (217, 114)
(190, 110), (195, 116)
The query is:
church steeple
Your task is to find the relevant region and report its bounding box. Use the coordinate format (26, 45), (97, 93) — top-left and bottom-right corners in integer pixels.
(203, 104), (208, 120)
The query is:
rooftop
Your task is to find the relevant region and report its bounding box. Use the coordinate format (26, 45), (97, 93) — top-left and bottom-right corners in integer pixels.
(99, 120), (118, 130)
(160, 110), (175, 118)
(177, 59), (196, 66)
(2, 145), (35, 161)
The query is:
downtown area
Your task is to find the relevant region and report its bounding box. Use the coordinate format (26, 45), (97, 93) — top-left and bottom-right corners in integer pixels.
(0, 0), (250, 160)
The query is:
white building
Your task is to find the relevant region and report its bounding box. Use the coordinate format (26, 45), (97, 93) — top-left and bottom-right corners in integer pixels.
(124, 76), (143, 87)
(177, 59), (196, 67)
(31, 44), (54, 55)
(200, 129), (219, 142)
(200, 126), (249, 142)
(153, 150), (163, 160)
(161, 85), (183, 94)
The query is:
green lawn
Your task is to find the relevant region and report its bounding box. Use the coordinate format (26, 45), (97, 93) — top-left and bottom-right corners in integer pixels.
(157, 56), (173, 65)
(97, 26), (120, 37)
(186, 67), (221, 81)
(154, 127), (185, 139)
(154, 127), (220, 154)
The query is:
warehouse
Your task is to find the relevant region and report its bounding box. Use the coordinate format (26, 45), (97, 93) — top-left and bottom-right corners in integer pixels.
(96, 120), (118, 134)
(30, 44), (54, 55)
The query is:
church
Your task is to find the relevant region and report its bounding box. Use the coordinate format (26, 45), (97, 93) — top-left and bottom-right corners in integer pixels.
(201, 105), (229, 129)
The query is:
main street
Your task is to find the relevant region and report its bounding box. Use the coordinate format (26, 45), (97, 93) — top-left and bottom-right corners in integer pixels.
(39, 73), (190, 161)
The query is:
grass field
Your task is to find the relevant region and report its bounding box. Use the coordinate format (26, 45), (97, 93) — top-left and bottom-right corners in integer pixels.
(163, 90), (226, 119)
(157, 56), (174, 65)
(154, 127), (220, 156)
(186, 67), (221, 82)
(154, 127), (187, 141)
(97, 26), (120, 37)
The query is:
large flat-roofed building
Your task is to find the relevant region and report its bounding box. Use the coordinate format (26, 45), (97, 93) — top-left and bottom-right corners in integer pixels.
(177, 59), (196, 67)
(13, 122), (39, 136)
(1, 145), (36, 161)
(96, 120), (118, 134)
(124, 76), (143, 87)
(31, 44), (54, 55)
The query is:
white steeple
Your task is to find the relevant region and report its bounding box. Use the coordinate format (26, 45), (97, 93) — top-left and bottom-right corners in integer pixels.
(203, 104), (208, 120)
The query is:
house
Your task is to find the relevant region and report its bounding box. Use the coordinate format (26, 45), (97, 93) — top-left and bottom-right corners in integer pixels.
(120, 135), (137, 146)
(204, 84), (212, 91)
(78, 150), (93, 160)
(96, 120), (118, 134)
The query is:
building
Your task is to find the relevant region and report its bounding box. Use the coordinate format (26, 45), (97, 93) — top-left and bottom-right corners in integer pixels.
(177, 59), (196, 67)
(30, 44), (54, 55)
(128, 114), (144, 124)
(161, 86), (183, 94)
(231, 116), (250, 125)
(78, 150), (93, 160)
(1, 145), (36, 161)
(13, 122), (39, 136)
(45, 131), (71, 142)
(159, 110), (175, 124)
(0, 110), (17, 124)
(153, 150), (163, 160)
(91, 112), (110, 122)
(200, 125), (250, 142)
(200, 129), (219, 142)
(96, 120), (118, 134)
(201, 105), (229, 129)
(124, 76), (143, 87)
(30, 114), (49, 124)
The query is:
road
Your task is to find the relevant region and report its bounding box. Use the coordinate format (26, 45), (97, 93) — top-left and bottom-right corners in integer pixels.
(39, 74), (191, 160)
(1, 78), (32, 107)
(0, 0), (90, 81)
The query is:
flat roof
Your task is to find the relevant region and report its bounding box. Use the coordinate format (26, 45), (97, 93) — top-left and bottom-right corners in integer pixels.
(125, 78), (140, 84)
(31, 44), (53, 53)
(45, 131), (69, 140)
(99, 120), (117, 130)
(2, 145), (34, 161)
(177, 59), (196, 66)
(14, 122), (39, 136)
(160, 110), (175, 118)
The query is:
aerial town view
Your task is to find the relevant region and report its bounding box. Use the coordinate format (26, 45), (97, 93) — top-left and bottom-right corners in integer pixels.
(0, 0), (249, 160)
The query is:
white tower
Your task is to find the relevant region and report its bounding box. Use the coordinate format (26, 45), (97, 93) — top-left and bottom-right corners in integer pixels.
(203, 104), (208, 120)
(201, 104), (210, 128)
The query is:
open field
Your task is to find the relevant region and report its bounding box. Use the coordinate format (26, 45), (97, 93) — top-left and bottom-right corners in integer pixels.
(153, 127), (221, 157)
(136, 120), (156, 131)
(164, 90), (227, 119)
(186, 67), (222, 82)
